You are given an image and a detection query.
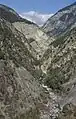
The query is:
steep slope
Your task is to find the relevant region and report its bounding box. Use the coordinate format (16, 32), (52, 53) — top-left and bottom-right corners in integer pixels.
(40, 25), (76, 119)
(0, 4), (54, 60)
(0, 4), (35, 24)
(0, 18), (43, 79)
(41, 26), (76, 108)
(58, 103), (76, 119)
(13, 22), (53, 59)
(41, 2), (76, 118)
(0, 17), (59, 119)
(42, 2), (76, 37)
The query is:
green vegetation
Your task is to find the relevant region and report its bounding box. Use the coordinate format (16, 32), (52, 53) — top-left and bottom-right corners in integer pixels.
(51, 35), (66, 47)
(44, 68), (65, 91)
(44, 56), (76, 92)
(51, 28), (74, 47)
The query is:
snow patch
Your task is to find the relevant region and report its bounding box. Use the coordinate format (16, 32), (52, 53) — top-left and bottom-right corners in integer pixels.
(20, 11), (53, 26)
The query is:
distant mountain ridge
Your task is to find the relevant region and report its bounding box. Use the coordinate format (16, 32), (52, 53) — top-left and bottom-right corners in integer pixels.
(20, 11), (53, 26)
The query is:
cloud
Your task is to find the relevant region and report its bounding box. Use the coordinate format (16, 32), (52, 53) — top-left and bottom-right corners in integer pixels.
(20, 11), (53, 26)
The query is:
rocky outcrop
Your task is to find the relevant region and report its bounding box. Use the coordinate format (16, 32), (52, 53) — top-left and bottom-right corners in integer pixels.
(58, 103), (76, 119)
(42, 2), (76, 37)
(13, 21), (53, 60)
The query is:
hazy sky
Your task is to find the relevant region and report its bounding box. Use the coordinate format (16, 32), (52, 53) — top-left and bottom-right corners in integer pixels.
(0, 0), (76, 14)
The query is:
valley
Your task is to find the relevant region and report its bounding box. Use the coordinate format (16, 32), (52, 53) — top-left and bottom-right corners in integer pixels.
(0, 2), (76, 119)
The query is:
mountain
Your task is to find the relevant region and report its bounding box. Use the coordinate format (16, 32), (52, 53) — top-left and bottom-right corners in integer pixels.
(0, 4), (54, 60)
(41, 21), (76, 119)
(13, 2), (76, 118)
(0, 11), (52, 119)
(41, 2), (76, 117)
(0, 4), (60, 119)
(43, 27), (76, 92)
(42, 2), (76, 37)
(13, 21), (54, 60)
(41, 1), (76, 95)
(20, 11), (53, 26)
(0, 4), (35, 24)
(0, 2), (76, 119)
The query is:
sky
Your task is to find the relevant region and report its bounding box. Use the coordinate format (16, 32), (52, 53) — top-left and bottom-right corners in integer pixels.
(0, 0), (76, 14)
(0, 0), (76, 26)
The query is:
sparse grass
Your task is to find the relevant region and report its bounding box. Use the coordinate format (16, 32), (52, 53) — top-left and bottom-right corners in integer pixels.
(58, 103), (76, 119)
(15, 107), (40, 119)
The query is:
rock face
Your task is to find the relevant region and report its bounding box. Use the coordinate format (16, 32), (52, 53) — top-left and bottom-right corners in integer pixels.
(42, 2), (76, 37)
(58, 103), (76, 119)
(13, 21), (53, 60)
